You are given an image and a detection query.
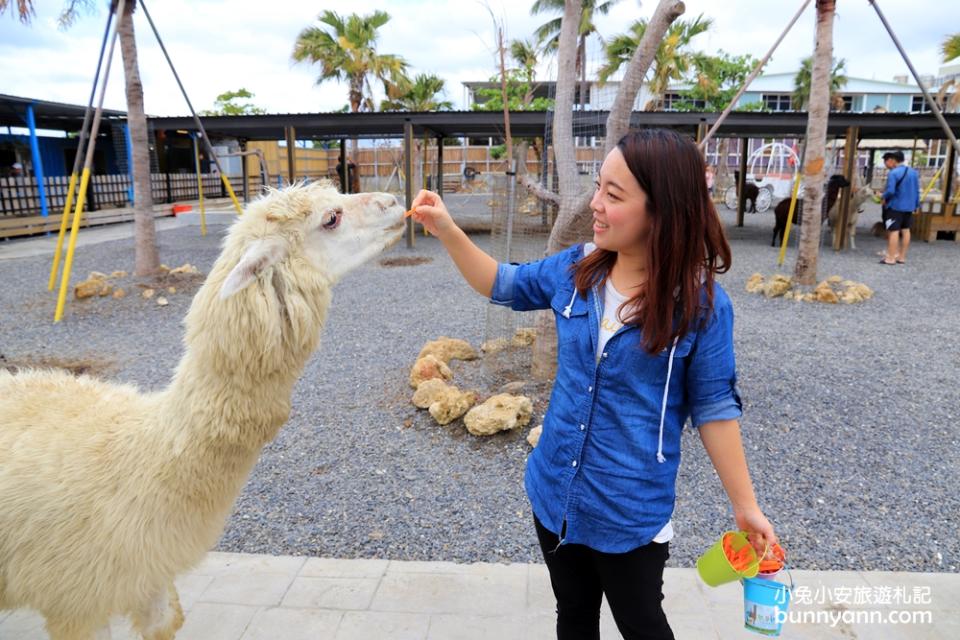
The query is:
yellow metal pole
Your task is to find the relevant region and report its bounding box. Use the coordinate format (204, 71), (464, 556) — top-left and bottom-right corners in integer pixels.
(192, 134), (206, 236)
(220, 174), (243, 214)
(55, 0), (125, 322)
(919, 164), (944, 204)
(777, 171), (803, 267)
(48, 172), (78, 290)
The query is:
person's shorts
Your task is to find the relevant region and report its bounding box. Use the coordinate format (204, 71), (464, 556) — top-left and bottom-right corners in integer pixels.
(882, 208), (913, 231)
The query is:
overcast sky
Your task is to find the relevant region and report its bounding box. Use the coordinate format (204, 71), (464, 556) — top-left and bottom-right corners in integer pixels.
(1, 0), (955, 118)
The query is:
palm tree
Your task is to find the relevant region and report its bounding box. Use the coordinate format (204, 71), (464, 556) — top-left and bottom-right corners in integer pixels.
(599, 15), (712, 110)
(943, 33), (960, 62)
(292, 10), (407, 115)
(2, 0), (160, 276)
(792, 56), (847, 110)
(794, 0), (836, 287)
(381, 74), (453, 112)
(531, 0), (622, 108)
(0, 0), (34, 21)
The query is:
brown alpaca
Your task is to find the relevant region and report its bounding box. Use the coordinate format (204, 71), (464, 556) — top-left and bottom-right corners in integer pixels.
(772, 174), (851, 247)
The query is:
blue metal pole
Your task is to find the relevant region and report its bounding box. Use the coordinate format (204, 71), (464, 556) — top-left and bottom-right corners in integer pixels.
(123, 123), (134, 205)
(25, 104), (49, 218)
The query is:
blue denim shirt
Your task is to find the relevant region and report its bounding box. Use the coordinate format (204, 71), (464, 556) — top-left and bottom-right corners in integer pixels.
(491, 243), (742, 553)
(882, 165), (920, 212)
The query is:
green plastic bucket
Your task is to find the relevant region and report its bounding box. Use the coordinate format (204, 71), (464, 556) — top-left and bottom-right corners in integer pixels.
(696, 531), (763, 587)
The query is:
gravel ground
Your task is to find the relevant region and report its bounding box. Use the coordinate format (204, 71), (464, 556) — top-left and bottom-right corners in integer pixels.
(0, 200), (957, 573)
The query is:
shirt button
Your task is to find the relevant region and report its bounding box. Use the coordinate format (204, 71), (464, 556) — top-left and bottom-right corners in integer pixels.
(588, 386), (593, 392)
(602, 352), (608, 358)
(579, 424), (586, 431)
(572, 460), (578, 467)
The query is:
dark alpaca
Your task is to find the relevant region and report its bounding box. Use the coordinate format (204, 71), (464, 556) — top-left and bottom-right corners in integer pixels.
(734, 171), (760, 213)
(743, 183), (760, 213)
(772, 174), (851, 247)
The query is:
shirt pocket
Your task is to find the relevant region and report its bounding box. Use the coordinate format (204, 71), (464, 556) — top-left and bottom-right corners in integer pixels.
(620, 332), (695, 386)
(550, 287), (589, 346)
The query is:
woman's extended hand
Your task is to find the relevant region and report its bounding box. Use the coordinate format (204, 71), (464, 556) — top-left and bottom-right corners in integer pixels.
(410, 189), (457, 238)
(735, 505), (778, 558)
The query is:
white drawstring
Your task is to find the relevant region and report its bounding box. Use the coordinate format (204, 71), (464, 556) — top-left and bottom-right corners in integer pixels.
(656, 336), (680, 464)
(562, 288), (578, 319)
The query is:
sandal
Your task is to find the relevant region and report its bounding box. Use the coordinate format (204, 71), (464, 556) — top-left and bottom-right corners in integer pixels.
(896, 259), (906, 264)
(879, 259), (896, 265)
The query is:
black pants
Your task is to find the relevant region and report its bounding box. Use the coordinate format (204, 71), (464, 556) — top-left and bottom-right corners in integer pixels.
(535, 516), (675, 640)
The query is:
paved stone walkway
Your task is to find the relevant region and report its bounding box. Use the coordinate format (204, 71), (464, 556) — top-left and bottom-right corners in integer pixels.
(1, 552), (957, 639)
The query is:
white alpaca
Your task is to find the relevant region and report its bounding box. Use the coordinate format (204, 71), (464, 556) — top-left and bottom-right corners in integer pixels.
(828, 183), (874, 250)
(0, 181), (404, 639)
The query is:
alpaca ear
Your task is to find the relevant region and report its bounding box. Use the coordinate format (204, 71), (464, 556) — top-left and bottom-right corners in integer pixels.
(220, 239), (286, 299)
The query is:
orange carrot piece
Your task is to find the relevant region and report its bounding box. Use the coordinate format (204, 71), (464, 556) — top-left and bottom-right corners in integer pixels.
(404, 208), (417, 218)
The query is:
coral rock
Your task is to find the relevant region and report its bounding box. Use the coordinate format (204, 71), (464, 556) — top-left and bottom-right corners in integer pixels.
(481, 337), (509, 354)
(142, 288), (155, 299)
(412, 378), (451, 409)
(156, 296), (169, 307)
(417, 337), (478, 363)
(745, 273), (765, 294)
(169, 263), (200, 276)
(409, 354), (453, 389)
(429, 388), (478, 426)
(763, 274), (792, 298)
(527, 425), (543, 448)
(464, 394), (533, 436)
(110, 270), (128, 279)
(511, 327), (537, 347)
(74, 277), (106, 300)
(112, 288), (126, 299)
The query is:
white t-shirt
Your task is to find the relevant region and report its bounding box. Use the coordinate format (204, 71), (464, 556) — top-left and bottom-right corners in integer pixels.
(597, 278), (674, 544)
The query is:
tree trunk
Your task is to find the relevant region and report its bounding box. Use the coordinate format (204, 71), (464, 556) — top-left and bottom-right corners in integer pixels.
(794, 0), (835, 286)
(118, 2), (160, 277)
(530, 0), (686, 379)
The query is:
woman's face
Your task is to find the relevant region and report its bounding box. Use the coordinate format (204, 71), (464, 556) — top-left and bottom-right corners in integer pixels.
(589, 147), (651, 254)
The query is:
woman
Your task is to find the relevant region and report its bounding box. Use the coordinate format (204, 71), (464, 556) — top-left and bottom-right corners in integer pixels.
(409, 128), (777, 640)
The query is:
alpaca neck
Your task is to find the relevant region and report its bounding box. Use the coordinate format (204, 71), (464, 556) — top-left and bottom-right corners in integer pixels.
(161, 258), (331, 453)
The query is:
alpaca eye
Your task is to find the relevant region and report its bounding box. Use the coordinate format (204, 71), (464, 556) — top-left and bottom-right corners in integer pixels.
(322, 209), (342, 230)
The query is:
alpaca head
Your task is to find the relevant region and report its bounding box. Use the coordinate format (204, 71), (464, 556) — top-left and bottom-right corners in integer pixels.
(219, 180), (405, 298)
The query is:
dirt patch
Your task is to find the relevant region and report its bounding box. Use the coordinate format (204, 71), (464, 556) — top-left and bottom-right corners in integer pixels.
(0, 353), (114, 377)
(379, 256), (433, 268)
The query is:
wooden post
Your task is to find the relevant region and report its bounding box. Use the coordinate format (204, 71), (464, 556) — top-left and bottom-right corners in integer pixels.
(437, 135), (444, 200)
(339, 139), (347, 194)
(285, 126), (297, 185)
(834, 125), (859, 251)
(404, 120), (415, 248)
(737, 137), (748, 227)
(240, 139), (250, 204)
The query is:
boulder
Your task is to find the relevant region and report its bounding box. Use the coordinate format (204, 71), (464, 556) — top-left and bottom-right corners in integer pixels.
(745, 273), (765, 294)
(417, 337), (478, 363)
(527, 425), (543, 448)
(409, 354), (453, 389)
(464, 393), (533, 436)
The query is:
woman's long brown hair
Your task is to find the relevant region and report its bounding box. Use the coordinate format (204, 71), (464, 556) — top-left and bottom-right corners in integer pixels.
(572, 128), (732, 354)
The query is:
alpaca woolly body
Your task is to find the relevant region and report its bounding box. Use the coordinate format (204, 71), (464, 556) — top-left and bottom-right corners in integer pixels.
(0, 181), (404, 638)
